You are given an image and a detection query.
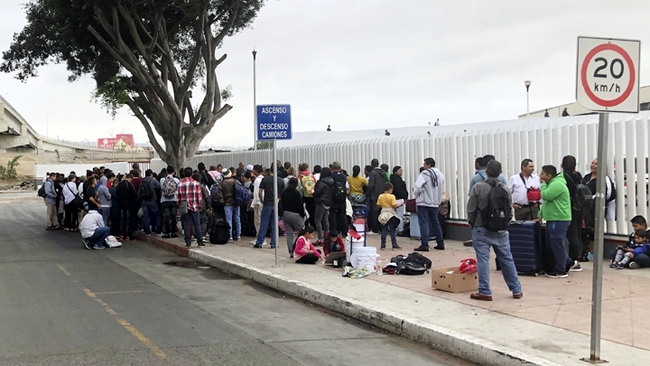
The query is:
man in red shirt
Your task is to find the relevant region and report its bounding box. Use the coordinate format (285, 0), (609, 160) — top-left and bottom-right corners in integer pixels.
(177, 167), (204, 247)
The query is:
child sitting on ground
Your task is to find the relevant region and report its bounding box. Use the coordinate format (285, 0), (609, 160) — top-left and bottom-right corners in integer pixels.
(322, 231), (346, 256)
(611, 229), (648, 269)
(377, 182), (403, 251)
(294, 226), (325, 264)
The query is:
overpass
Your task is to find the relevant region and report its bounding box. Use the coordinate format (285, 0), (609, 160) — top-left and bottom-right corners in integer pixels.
(0, 94), (110, 154)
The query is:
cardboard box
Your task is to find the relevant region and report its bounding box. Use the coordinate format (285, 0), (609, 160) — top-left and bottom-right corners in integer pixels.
(431, 267), (478, 293)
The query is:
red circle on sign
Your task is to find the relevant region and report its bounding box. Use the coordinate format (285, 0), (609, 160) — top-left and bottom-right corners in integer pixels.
(580, 43), (635, 107)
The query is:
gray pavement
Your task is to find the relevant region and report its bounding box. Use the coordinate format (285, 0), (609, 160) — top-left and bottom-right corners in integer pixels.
(0, 200), (473, 366)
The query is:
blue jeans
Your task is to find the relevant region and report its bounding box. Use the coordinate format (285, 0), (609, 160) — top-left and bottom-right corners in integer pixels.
(546, 221), (572, 273)
(181, 210), (202, 246)
(101, 207), (111, 226)
(224, 205), (241, 239)
(88, 226), (111, 248)
(256, 205), (276, 246)
(142, 200), (161, 234)
(416, 206), (444, 248)
(120, 207), (131, 238)
(472, 227), (521, 296)
(381, 217), (399, 248)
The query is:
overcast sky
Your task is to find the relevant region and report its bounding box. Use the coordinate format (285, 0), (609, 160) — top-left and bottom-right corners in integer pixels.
(1, 0), (649, 149)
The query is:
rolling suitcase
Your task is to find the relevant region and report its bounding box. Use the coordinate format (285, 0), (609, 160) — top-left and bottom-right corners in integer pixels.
(506, 221), (545, 276)
(409, 214), (421, 240)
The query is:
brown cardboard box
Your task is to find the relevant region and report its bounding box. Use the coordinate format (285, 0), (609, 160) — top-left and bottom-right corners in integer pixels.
(431, 267), (478, 293)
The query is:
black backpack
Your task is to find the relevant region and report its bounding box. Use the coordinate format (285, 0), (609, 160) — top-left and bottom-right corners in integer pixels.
(481, 180), (511, 232)
(576, 184), (595, 227)
(37, 184), (46, 198)
(391, 252), (431, 275)
(138, 180), (154, 201)
(210, 219), (231, 244)
(210, 184), (222, 207)
(332, 174), (347, 203)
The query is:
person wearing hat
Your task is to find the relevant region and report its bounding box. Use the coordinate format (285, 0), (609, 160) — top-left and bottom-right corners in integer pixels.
(219, 168), (242, 241)
(390, 166), (408, 233)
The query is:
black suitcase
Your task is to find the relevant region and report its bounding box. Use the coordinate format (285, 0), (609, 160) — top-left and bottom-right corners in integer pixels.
(505, 221), (546, 276)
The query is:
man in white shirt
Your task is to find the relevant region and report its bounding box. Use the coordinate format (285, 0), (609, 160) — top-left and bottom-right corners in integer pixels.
(507, 159), (542, 220)
(250, 165), (265, 241)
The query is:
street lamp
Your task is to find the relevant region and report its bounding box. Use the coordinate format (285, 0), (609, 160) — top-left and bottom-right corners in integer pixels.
(252, 48), (257, 151)
(46, 113), (55, 139)
(524, 80), (531, 120)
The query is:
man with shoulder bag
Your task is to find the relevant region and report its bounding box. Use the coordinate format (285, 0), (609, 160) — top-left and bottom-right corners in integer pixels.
(507, 159), (541, 220)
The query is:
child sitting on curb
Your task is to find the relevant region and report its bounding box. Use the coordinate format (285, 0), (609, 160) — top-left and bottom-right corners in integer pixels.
(611, 229), (648, 269)
(294, 226), (324, 264)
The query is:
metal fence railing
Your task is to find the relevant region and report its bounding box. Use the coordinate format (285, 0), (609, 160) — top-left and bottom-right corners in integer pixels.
(151, 112), (650, 236)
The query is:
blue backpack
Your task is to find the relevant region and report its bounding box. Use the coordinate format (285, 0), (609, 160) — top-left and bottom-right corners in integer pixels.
(234, 181), (251, 206)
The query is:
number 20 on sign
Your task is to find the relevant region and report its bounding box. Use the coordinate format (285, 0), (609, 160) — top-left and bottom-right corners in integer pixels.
(576, 37), (640, 113)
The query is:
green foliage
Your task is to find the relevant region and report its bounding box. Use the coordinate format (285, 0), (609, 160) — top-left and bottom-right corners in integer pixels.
(0, 155), (22, 180)
(248, 140), (273, 150)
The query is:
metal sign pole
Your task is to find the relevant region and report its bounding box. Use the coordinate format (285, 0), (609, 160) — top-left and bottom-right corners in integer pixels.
(273, 138), (279, 266)
(586, 112), (609, 363)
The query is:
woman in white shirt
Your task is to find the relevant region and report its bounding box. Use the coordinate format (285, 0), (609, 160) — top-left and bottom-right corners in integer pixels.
(63, 174), (80, 231)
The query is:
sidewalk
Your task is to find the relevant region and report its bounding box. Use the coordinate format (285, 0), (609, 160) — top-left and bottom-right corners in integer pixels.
(134, 231), (650, 366)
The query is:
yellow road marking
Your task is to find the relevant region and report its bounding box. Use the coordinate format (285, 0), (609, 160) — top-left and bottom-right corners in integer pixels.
(84, 289), (167, 360)
(57, 264), (71, 276)
(93, 290), (157, 295)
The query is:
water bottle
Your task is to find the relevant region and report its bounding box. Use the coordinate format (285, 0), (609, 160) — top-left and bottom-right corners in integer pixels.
(376, 258), (383, 276)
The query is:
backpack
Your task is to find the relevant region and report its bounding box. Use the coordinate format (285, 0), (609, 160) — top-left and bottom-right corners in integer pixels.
(210, 184), (222, 207)
(210, 219), (231, 244)
(162, 176), (177, 198)
(300, 175), (316, 197)
(234, 181), (251, 207)
(576, 184), (595, 227)
(606, 177), (617, 203)
(481, 180), (511, 232)
(391, 252), (431, 275)
(138, 180), (154, 200)
(332, 174), (347, 203)
(37, 184), (46, 198)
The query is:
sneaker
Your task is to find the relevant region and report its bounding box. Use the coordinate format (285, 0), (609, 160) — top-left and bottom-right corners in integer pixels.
(234, 237), (241, 242)
(569, 260), (582, 272)
(587, 252), (594, 260)
(392, 245), (402, 250)
(609, 263), (618, 269)
(545, 272), (568, 278)
(630, 261), (641, 269)
(433, 245), (445, 250)
(198, 243), (205, 247)
(470, 293), (493, 301)
(414, 246), (429, 252)
(162, 234), (170, 238)
(171, 233), (179, 238)
(253, 244), (262, 249)
(270, 245), (276, 249)
(82, 240), (91, 250)
(380, 247), (386, 251)
(513, 292), (523, 299)
(93, 245), (105, 250)
(614, 263), (625, 269)
(228, 238), (234, 242)
(463, 240), (473, 247)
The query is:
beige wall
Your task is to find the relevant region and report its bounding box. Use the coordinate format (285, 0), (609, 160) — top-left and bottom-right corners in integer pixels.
(0, 150), (155, 178)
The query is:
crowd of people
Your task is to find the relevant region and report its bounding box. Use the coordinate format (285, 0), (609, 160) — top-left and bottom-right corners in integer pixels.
(40, 153), (649, 281)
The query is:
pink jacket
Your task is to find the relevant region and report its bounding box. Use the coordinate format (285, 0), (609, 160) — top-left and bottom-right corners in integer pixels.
(294, 236), (321, 260)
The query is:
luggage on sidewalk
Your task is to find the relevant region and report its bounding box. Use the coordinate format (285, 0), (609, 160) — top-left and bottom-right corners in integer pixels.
(409, 214), (421, 240)
(505, 220), (547, 276)
(210, 219), (230, 245)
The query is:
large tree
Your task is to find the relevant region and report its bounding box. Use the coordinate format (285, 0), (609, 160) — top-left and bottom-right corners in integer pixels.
(2, 0), (264, 168)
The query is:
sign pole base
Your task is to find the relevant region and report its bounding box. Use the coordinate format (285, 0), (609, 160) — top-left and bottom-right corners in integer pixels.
(580, 358), (608, 364)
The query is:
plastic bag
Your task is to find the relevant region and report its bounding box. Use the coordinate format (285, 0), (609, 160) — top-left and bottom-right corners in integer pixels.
(105, 235), (122, 248)
(458, 258), (477, 274)
(342, 266), (369, 279)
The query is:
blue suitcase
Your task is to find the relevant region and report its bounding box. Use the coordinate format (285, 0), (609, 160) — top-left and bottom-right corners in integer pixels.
(506, 221), (545, 276)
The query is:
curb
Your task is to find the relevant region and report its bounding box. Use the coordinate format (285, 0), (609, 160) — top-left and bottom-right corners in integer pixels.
(136, 233), (560, 366)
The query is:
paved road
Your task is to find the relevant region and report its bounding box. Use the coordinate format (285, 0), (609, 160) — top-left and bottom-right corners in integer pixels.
(0, 200), (474, 365)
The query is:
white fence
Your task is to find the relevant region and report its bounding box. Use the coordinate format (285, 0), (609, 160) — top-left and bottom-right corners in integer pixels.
(152, 112), (650, 236)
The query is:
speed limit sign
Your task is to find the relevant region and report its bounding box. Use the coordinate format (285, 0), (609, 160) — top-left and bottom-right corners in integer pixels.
(576, 36), (640, 113)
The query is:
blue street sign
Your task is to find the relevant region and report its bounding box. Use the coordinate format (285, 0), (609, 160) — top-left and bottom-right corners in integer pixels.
(257, 104), (292, 140)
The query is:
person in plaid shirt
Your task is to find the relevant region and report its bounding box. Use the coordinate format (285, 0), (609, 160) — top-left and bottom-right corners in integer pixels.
(177, 167), (204, 247)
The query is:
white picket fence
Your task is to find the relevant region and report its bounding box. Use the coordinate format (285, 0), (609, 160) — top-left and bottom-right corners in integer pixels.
(152, 111), (650, 236)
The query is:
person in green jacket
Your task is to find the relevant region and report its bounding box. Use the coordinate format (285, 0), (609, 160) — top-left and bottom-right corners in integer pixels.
(538, 165), (578, 278)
